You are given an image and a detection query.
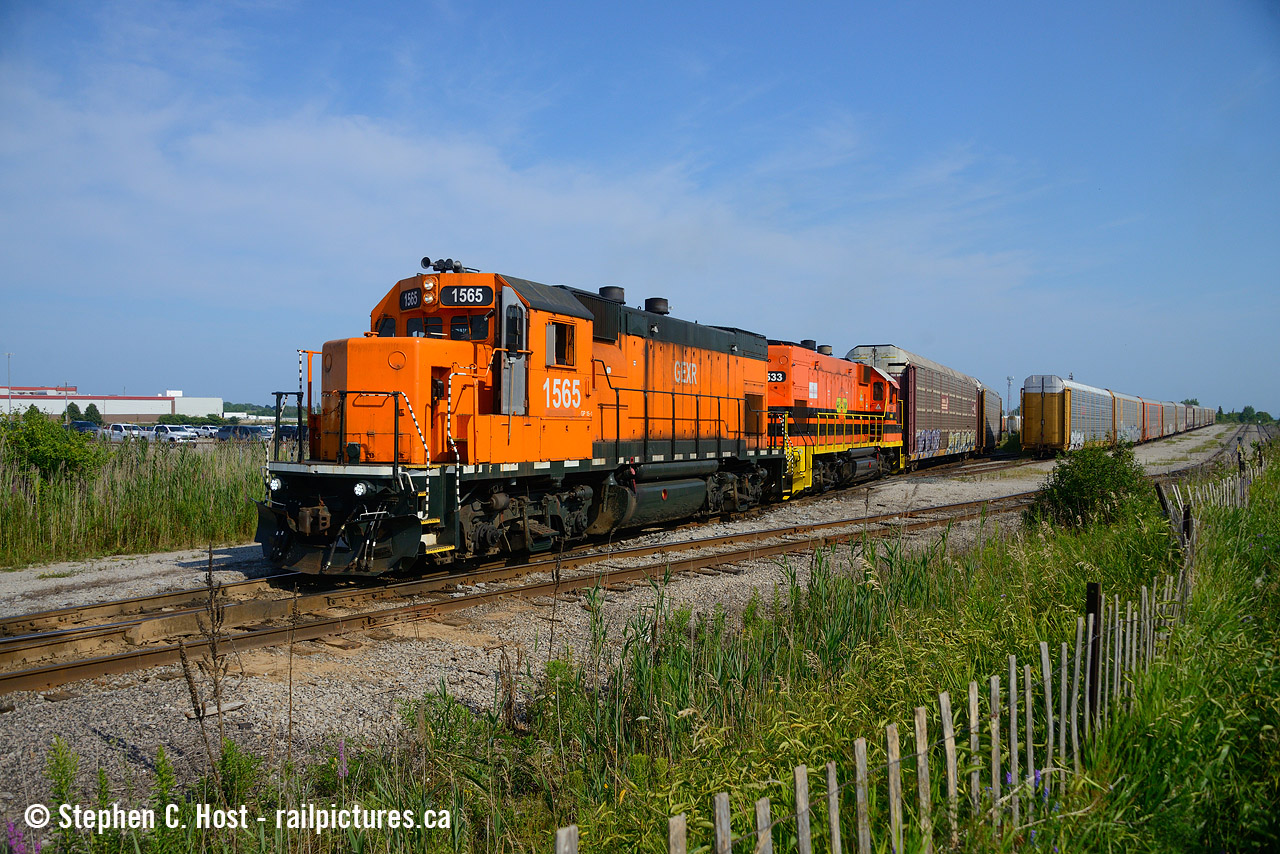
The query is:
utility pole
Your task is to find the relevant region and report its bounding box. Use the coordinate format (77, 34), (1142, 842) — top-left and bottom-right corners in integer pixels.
(1006, 375), (1013, 417)
(4, 353), (12, 416)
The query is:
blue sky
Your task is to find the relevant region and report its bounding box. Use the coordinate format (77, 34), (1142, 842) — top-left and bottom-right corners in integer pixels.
(1, 0), (1277, 413)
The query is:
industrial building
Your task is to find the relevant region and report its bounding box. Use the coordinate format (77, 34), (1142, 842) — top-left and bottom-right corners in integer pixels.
(1, 386), (223, 423)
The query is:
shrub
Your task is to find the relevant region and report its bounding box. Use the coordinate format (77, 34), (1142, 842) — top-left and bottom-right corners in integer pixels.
(1, 405), (106, 480)
(1031, 443), (1148, 525)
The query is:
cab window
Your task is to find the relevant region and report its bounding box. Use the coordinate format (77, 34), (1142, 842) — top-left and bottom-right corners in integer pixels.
(405, 317), (446, 338)
(873, 382), (884, 401)
(376, 317), (396, 337)
(547, 321), (576, 367)
(505, 306), (524, 352)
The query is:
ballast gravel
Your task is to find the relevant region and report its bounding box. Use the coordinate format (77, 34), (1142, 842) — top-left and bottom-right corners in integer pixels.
(0, 424), (1244, 820)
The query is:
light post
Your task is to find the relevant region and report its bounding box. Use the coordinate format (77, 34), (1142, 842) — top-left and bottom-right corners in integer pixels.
(1006, 375), (1013, 418)
(4, 352), (12, 416)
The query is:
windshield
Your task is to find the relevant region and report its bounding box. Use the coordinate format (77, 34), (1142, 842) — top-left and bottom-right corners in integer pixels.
(450, 314), (490, 341)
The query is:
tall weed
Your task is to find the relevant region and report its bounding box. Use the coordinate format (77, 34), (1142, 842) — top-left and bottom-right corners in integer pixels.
(16, 450), (1278, 852)
(0, 437), (261, 567)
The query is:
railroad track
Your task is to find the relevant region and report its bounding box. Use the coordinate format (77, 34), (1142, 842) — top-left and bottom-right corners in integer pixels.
(0, 452), (1038, 651)
(0, 491), (1036, 695)
(1153, 422), (1257, 483)
(0, 452), (1032, 633)
(0, 572), (308, 638)
(3, 425), (1251, 695)
(902, 453), (1038, 480)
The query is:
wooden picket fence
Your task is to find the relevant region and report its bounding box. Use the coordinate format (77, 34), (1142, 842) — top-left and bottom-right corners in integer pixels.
(552, 459), (1266, 854)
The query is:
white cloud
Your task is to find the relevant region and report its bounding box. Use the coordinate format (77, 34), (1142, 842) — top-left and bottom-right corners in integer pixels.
(9, 7), (1214, 405)
(0, 59), (1054, 397)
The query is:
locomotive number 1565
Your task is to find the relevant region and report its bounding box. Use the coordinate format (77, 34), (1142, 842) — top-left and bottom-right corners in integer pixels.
(439, 285), (494, 306)
(543, 377), (582, 410)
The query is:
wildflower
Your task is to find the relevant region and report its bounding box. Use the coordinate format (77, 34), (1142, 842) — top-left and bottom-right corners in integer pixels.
(7, 821), (27, 854)
(337, 738), (348, 779)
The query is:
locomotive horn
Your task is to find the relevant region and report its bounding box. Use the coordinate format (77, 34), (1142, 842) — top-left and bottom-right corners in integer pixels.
(420, 257), (432, 270)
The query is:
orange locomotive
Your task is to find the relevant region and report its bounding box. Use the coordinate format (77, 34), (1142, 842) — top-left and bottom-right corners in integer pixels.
(766, 341), (903, 497)
(261, 260), (780, 574)
(256, 259), (909, 575)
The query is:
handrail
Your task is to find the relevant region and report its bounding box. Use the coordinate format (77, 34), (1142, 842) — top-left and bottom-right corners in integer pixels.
(319, 390), (430, 480)
(270, 390), (305, 462)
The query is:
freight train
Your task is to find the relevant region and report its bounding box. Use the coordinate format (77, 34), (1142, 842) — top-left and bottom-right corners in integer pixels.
(847, 345), (1002, 471)
(255, 259), (1009, 575)
(1020, 375), (1215, 454)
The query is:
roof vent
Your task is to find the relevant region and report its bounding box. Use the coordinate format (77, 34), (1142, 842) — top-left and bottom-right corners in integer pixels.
(817, 345), (833, 356)
(800, 339), (817, 351)
(645, 297), (670, 315)
(598, 285), (626, 304)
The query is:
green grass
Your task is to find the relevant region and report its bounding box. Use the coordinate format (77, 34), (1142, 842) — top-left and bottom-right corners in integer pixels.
(1054, 458), (1280, 850)
(10, 450), (1277, 853)
(997, 431), (1021, 454)
(0, 440), (263, 568)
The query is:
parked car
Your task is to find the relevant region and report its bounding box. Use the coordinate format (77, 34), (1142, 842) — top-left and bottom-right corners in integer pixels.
(189, 425), (218, 437)
(66, 420), (98, 434)
(214, 425), (241, 441)
(277, 424), (309, 443)
(98, 423), (144, 442)
(147, 424), (198, 444)
(216, 424), (271, 442)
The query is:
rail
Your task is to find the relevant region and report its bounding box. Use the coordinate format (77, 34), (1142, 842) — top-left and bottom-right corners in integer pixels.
(1, 493), (1035, 694)
(591, 376), (765, 461)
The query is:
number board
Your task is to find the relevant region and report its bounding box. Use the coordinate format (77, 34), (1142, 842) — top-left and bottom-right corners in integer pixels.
(767, 371), (787, 383)
(439, 285), (494, 307)
(399, 288), (423, 311)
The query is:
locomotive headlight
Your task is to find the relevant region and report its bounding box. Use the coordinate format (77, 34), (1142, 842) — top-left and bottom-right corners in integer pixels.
(353, 481), (371, 497)
(268, 477), (282, 492)
(423, 294), (435, 305)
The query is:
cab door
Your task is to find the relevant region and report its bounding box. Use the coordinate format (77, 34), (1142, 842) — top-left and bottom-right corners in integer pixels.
(497, 287), (528, 415)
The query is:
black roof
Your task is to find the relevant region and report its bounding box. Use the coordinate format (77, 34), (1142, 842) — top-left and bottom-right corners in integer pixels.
(497, 277), (767, 360)
(498, 275), (595, 320)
